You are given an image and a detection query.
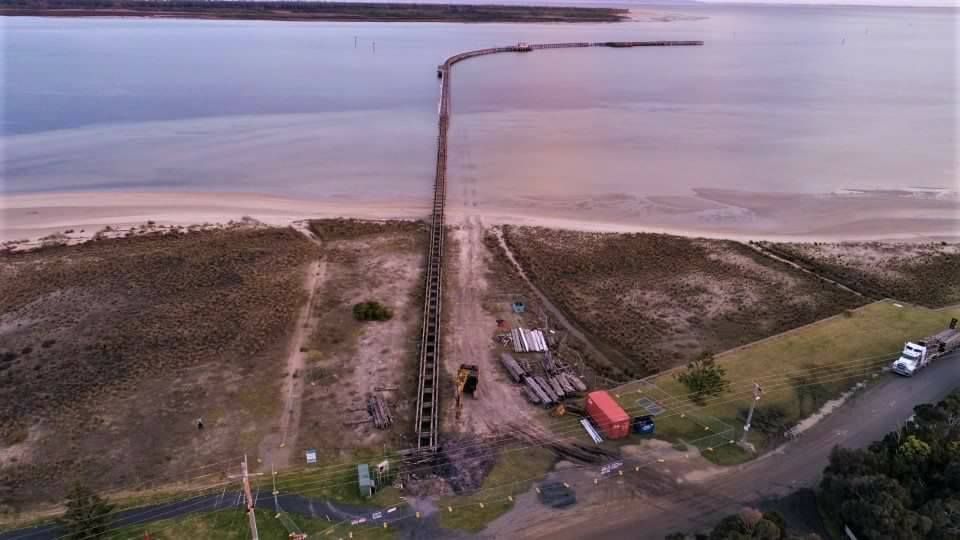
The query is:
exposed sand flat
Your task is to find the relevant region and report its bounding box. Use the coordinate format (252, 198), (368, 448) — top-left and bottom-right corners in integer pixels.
(0, 192), (429, 243)
(2, 188), (958, 245)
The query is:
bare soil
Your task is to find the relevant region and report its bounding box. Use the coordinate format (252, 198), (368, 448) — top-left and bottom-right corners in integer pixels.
(293, 220), (428, 460)
(0, 227), (318, 511)
(500, 226), (867, 379)
(440, 217), (545, 438)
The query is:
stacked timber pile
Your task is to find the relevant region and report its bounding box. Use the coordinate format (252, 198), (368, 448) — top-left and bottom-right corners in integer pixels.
(542, 350), (559, 373)
(500, 340), (589, 407)
(367, 394), (393, 429)
(563, 372), (587, 392)
(500, 353), (528, 383)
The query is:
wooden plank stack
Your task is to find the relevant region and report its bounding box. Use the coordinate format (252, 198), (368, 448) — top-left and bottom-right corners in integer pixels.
(367, 394), (393, 429)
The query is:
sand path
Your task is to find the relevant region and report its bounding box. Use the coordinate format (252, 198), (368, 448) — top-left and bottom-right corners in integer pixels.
(259, 227), (325, 469)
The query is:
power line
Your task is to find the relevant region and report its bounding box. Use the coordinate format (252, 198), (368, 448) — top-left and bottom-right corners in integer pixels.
(266, 363), (893, 503)
(42, 349), (897, 539)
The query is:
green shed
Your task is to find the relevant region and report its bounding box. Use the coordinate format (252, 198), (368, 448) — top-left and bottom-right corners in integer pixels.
(357, 464), (374, 498)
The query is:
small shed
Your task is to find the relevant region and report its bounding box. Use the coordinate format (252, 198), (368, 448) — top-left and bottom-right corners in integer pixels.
(357, 464), (374, 498)
(511, 302), (526, 314)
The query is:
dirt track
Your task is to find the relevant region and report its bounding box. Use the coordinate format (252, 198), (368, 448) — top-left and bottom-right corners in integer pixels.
(443, 216), (537, 436)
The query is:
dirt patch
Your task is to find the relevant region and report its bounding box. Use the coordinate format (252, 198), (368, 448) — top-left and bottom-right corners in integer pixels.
(501, 226), (867, 379)
(761, 241), (960, 307)
(0, 227), (317, 510)
(436, 435), (500, 494)
(293, 219), (427, 459)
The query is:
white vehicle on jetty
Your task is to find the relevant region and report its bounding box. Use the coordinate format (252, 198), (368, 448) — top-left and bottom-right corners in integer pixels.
(892, 318), (960, 376)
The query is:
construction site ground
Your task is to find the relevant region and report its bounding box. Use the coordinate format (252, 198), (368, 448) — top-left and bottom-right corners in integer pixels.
(440, 217), (547, 437)
(289, 220), (428, 470)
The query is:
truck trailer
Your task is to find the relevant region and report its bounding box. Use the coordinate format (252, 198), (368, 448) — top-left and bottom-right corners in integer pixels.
(892, 318), (959, 377)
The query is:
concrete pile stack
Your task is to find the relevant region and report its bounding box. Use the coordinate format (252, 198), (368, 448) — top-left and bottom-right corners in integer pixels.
(511, 328), (548, 353)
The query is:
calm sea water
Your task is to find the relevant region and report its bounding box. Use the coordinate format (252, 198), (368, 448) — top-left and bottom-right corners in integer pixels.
(2, 6), (957, 201)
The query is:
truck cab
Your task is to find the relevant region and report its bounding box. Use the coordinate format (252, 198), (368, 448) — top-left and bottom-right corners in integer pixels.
(893, 341), (928, 376)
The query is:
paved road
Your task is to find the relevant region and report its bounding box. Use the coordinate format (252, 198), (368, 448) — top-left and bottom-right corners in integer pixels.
(0, 491), (416, 540)
(547, 351), (960, 539)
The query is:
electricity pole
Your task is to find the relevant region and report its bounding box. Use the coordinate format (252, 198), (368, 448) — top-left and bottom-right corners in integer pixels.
(228, 455), (264, 540)
(740, 383), (763, 444)
(242, 456), (259, 540)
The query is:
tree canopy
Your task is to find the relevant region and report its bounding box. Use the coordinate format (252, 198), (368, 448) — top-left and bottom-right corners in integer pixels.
(676, 352), (730, 405)
(819, 389), (960, 539)
(58, 484), (114, 540)
(666, 508), (817, 540)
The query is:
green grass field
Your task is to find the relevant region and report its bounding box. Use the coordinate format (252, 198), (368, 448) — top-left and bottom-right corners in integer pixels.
(613, 301), (960, 459)
(438, 447), (554, 533)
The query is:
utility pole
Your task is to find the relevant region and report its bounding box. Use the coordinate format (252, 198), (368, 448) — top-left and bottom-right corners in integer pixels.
(740, 383), (763, 444)
(227, 455), (264, 540)
(242, 455), (259, 540)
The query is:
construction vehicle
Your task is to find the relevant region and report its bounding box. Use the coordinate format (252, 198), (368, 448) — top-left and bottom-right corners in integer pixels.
(892, 318), (959, 376)
(551, 401), (585, 417)
(455, 364), (479, 419)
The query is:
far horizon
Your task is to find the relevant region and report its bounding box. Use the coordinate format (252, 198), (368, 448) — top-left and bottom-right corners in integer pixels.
(347, 0), (960, 9)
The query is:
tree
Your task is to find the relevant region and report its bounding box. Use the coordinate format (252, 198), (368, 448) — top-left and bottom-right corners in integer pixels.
(672, 507), (817, 540)
(819, 389), (960, 539)
(676, 353), (730, 405)
(58, 484), (114, 540)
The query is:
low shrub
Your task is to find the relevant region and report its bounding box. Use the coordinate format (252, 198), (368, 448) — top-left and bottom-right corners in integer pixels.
(353, 301), (393, 322)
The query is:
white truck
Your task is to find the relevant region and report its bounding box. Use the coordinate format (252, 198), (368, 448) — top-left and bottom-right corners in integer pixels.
(892, 318), (960, 376)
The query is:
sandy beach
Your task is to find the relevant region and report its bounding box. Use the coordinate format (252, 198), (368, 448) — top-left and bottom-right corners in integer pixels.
(3, 189), (958, 247)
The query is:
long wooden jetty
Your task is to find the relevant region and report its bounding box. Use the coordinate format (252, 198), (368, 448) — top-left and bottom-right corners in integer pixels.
(414, 39), (703, 449)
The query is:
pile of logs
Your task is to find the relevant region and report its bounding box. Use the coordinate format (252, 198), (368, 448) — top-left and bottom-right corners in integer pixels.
(367, 394), (393, 429)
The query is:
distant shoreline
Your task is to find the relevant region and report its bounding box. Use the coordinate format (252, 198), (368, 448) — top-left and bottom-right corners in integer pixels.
(0, 0), (630, 23)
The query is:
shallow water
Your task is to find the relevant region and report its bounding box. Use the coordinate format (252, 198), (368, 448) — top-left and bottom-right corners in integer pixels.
(2, 6), (957, 205)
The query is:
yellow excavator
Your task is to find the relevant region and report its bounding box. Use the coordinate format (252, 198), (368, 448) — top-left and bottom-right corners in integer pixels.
(455, 364), (479, 420)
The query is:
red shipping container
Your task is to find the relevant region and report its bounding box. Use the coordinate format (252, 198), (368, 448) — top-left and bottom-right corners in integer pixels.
(585, 390), (630, 440)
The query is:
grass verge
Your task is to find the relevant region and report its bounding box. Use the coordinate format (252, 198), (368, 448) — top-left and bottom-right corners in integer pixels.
(632, 301), (960, 456)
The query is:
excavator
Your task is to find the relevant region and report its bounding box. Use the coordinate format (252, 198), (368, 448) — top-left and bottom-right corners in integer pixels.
(455, 364), (479, 420)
